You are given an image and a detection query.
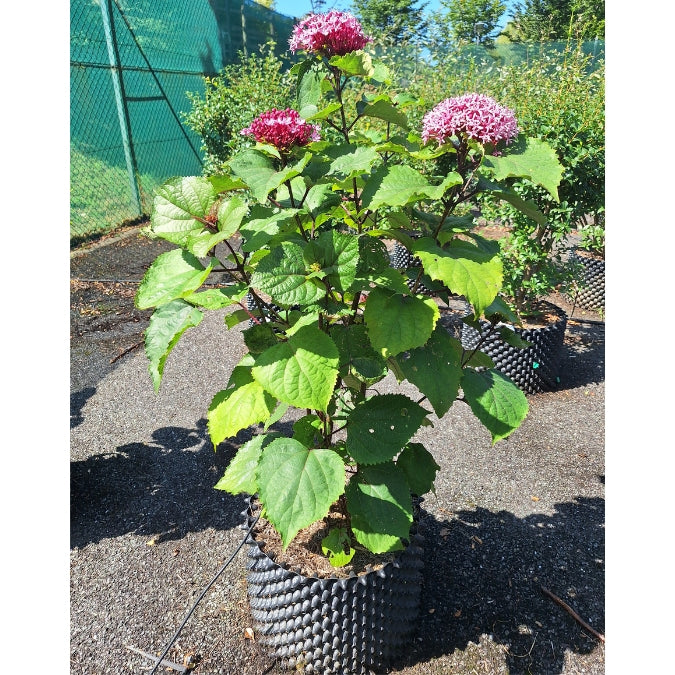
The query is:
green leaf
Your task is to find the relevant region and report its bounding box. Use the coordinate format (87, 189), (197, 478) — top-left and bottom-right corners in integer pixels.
(484, 187), (548, 226)
(353, 266), (411, 295)
(184, 284), (248, 310)
(216, 195), (249, 237)
(214, 433), (277, 495)
(360, 165), (431, 210)
(323, 144), (379, 178)
(346, 394), (429, 464)
(356, 96), (409, 129)
(412, 238), (502, 317)
(461, 369), (529, 444)
(257, 438), (346, 548)
(330, 323), (387, 385)
(243, 323), (279, 355)
(397, 443), (440, 496)
(321, 528), (356, 567)
(208, 174), (248, 193)
(228, 149), (277, 203)
(239, 206), (300, 252)
(251, 241), (326, 306)
(303, 230), (360, 292)
(364, 288), (439, 358)
(329, 51), (375, 77)
(151, 176), (215, 239)
(265, 152), (312, 196)
(292, 414), (324, 448)
(303, 183), (341, 218)
(207, 367), (276, 446)
(252, 325), (339, 411)
(345, 463), (413, 553)
(496, 325), (532, 349)
(135, 248), (212, 310)
(305, 102), (342, 120)
(225, 309), (252, 329)
(297, 61), (326, 114)
(144, 299), (203, 392)
(482, 136), (564, 201)
(484, 296), (521, 325)
(396, 327), (462, 417)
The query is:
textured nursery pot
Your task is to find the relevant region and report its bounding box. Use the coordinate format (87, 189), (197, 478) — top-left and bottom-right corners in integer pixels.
(567, 248), (605, 312)
(242, 497), (425, 674)
(389, 241), (435, 296)
(460, 301), (568, 395)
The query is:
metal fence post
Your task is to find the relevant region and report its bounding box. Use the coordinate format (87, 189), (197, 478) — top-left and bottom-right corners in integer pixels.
(99, 0), (143, 216)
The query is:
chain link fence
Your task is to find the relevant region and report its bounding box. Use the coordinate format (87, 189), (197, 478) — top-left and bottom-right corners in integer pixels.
(71, 1), (603, 244)
(70, 0), (294, 243)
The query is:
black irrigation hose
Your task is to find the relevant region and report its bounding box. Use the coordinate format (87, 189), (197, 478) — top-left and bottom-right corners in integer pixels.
(148, 513), (260, 675)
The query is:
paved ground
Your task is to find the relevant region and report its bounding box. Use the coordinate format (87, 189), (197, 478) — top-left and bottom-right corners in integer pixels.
(70, 226), (605, 674)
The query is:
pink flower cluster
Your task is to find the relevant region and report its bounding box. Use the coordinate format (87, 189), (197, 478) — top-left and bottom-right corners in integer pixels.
(241, 109), (320, 152)
(289, 11), (372, 57)
(422, 93), (519, 147)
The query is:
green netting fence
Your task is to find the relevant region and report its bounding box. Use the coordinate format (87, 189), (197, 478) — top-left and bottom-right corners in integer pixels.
(71, 0), (604, 243)
(70, 0), (294, 242)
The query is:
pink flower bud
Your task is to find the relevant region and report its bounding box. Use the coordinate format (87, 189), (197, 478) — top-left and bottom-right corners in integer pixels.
(422, 93), (519, 147)
(289, 11), (372, 57)
(241, 109), (321, 152)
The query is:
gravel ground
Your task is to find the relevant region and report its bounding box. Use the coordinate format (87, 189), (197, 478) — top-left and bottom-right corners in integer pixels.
(70, 227), (605, 675)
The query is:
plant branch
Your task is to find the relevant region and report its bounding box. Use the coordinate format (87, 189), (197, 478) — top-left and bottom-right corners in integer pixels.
(540, 586), (605, 643)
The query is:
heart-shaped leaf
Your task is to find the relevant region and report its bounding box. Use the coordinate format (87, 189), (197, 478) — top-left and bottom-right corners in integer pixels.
(345, 462), (413, 553)
(143, 299), (203, 392)
(396, 327), (462, 417)
(482, 136), (564, 201)
(412, 238), (502, 317)
(251, 241), (326, 306)
(346, 394), (429, 464)
(207, 365), (276, 446)
(364, 288), (439, 358)
(136, 248), (212, 309)
(461, 368), (529, 443)
(257, 438), (345, 548)
(396, 443), (440, 496)
(252, 325), (339, 411)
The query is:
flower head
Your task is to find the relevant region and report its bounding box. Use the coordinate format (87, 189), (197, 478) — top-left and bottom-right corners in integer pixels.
(422, 93), (519, 147)
(289, 11), (372, 57)
(241, 108), (320, 152)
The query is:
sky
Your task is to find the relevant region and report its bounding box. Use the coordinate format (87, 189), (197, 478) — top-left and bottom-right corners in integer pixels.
(273, 0), (517, 31)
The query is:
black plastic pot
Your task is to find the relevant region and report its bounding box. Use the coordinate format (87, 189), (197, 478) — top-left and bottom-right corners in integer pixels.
(568, 249), (605, 312)
(460, 301), (568, 395)
(242, 497), (425, 674)
(390, 241), (452, 297)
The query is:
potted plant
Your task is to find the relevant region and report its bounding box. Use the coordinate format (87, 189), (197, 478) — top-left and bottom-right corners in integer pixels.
(459, 192), (573, 394)
(568, 213), (605, 313)
(135, 10), (563, 672)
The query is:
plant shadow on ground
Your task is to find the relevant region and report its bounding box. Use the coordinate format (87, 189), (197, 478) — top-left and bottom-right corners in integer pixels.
(70, 421), (294, 549)
(558, 321), (604, 390)
(71, 387), (96, 429)
(390, 495), (604, 674)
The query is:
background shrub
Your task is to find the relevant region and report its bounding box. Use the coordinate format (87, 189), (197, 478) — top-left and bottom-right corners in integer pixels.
(183, 42), (296, 174)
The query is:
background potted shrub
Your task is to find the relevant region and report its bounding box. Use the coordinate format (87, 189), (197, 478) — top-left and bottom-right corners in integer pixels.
(568, 213), (605, 313)
(135, 10), (563, 672)
(456, 45), (604, 393)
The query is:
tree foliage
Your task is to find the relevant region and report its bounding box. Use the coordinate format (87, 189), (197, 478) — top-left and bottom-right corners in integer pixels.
(351, 0), (429, 45)
(432, 0), (507, 47)
(510, 0), (604, 41)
